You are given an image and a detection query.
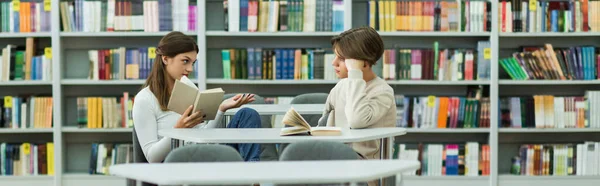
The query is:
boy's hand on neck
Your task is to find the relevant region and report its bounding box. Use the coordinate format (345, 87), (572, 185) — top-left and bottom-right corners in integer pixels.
(345, 59), (365, 71)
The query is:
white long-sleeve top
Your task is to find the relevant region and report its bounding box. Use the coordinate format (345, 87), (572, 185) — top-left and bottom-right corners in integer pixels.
(132, 87), (224, 163)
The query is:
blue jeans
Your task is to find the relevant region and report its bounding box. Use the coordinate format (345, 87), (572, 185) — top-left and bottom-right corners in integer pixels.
(226, 107), (261, 161)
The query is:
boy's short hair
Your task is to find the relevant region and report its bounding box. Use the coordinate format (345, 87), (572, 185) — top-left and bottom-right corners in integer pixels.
(330, 26), (384, 66)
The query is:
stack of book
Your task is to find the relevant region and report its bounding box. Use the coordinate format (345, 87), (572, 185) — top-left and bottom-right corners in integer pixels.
(76, 93), (134, 129)
(395, 142), (490, 176)
(0, 0), (52, 33)
(367, 0), (491, 32)
(0, 142), (55, 176)
(59, 0), (197, 32)
(1, 96), (53, 129)
(223, 0), (345, 32)
(0, 38), (53, 82)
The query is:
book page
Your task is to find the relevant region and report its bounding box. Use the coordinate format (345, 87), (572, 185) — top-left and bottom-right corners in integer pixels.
(281, 107), (311, 130)
(167, 78), (199, 115)
(193, 88), (225, 120)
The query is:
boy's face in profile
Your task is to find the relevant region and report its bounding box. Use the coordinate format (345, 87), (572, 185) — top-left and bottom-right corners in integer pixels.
(332, 48), (348, 78)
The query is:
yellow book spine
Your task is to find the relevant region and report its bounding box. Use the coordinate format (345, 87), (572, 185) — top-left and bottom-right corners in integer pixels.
(379, 0), (385, 31)
(369, 0), (376, 29)
(47, 143), (54, 176)
(97, 97), (103, 128)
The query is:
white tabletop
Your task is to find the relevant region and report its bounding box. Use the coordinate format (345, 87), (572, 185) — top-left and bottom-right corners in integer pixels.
(224, 104), (325, 115)
(159, 128), (406, 144)
(109, 159), (421, 185)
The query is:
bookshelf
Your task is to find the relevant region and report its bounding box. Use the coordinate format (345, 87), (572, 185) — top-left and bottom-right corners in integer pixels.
(0, 0), (599, 186)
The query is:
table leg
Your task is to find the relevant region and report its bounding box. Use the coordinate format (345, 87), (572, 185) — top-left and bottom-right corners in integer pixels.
(395, 174), (403, 186)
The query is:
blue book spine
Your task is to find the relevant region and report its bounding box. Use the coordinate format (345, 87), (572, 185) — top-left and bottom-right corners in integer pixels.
(541, 3), (546, 32)
(288, 49), (295, 79)
(275, 49), (282, 80)
(255, 48), (262, 79)
(281, 49), (288, 80)
(247, 48), (255, 80)
(309, 49), (314, 79)
(240, 0), (248, 31)
(551, 10), (558, 32)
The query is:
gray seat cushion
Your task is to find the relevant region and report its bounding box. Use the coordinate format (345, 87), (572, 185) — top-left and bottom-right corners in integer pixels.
(279, 140), (359, 161)
(278, 141), (364, 186)
(164, 144), (243, 162)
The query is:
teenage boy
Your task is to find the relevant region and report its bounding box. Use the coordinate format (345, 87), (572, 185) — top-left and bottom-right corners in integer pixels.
(318, 26), (397, 161)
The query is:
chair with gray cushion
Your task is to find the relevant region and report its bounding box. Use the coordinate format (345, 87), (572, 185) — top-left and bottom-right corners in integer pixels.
(164, 144), (246, 186)
(164, 144), (243, 162)
(290, 93), (329, 127)
(222, 93), (279, 161)
(278, 140), (365, 186)
(129, 128), (156, 186)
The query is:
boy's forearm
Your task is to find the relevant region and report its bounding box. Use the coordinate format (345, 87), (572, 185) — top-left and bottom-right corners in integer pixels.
(344, 69), (393, 128)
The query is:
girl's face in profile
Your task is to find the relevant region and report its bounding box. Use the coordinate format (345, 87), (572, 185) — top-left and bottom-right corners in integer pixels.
(163, 51), (198, 80)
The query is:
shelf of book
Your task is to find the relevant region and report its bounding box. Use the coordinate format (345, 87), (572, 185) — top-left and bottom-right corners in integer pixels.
(59, 32), (198, 37)
(0, 32), (52, 38)
(60, 80), (147, 85)
(205, 31), (342, 36)
(378, 32), (491, 37)
(499, 32), (600, 37)
(499, 128), (600, 133)
(62, 174), (126, 186)
(402, 175), (489, 186)
(0, 81), (53, 86)
(0, 128), (54, 133)
(387, 80), (490, 85)
(405, 128), (489, 133)
(498, 80), (600, 85)
(61, 127), (132, 133)
(498, 175), (600, 186)
(0, 175), (54, 186)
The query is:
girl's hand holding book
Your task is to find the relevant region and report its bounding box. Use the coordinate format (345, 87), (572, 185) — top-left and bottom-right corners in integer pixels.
(174, 105), (206, 128)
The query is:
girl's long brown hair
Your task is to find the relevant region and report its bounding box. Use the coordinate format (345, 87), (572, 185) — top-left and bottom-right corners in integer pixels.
(144, 31), (199, 111)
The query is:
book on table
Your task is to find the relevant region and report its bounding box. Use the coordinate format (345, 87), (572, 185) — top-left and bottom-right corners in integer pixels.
(280, 107), (341, 136)
(167, 76), (224, 120)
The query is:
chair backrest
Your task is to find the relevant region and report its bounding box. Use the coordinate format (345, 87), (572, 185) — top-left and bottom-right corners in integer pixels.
(279, 140), (360, 161)
(164, 144), (243, 162)
(131, 128), (155, 186)
(132, 127), (148, 163)
(290, 93), (329, 127)
(278, 140), (364, 186)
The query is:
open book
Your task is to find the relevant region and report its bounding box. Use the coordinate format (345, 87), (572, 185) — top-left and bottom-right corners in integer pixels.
(280, 107), (341, 136)
(167, 76), (224, 120)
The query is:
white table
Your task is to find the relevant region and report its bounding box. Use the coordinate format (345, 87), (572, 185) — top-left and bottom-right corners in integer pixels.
(159, 128), (406, 144)
(110, 159), (421, 186)
(224, 104), (325, 115)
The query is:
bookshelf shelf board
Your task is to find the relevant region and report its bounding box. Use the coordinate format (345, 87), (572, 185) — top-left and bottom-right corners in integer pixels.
(205, 31), (341, 36)
(499, 175), (600, 186)
(61, 79), (146, 85)
(60, 31), (197, 37)
(0, 175), (54, 186)
(0, 81), (52, 86)
(499, 128), (600, 133)
(0, 128), (53, 133)
(63, 174), (126, 186)
(62, 127), (133, 133)
(378, 32), (491, 37)
(405, 128), (489, 133)
(403, 176), (489, 186)
(0, 32), (52, 38)
(499, 32), (600, 37)
(499, 80), (600, 85)
(206, 79), (340, 85)
(387, 80), (490, 85)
